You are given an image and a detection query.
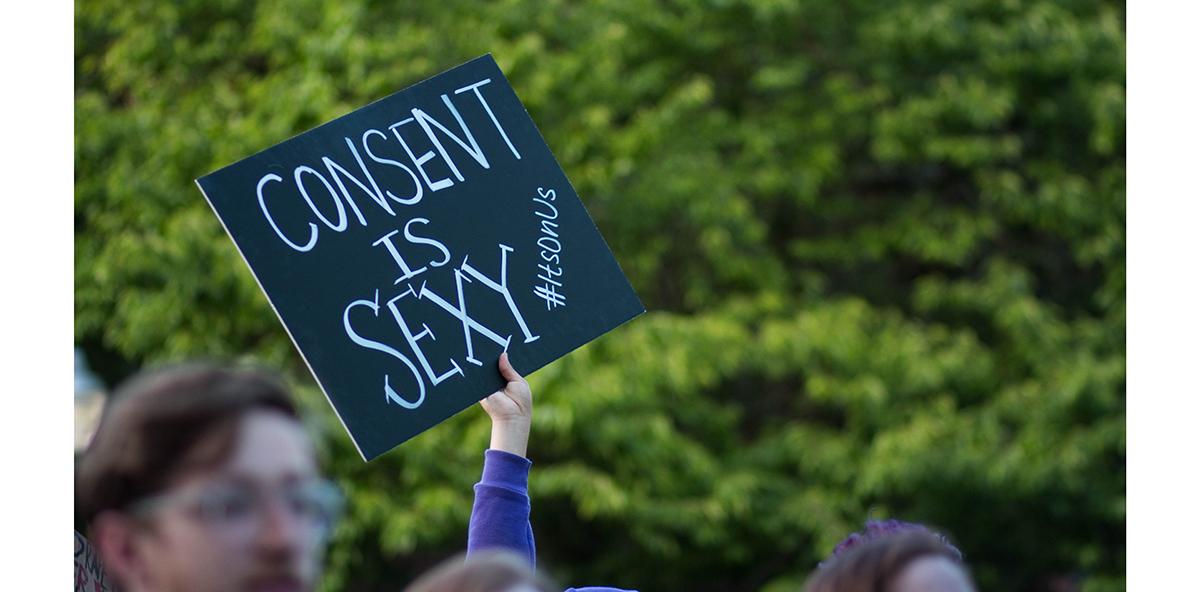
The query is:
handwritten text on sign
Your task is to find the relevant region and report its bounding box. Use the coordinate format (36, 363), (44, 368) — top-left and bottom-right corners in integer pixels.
(198, 55), (643, 460)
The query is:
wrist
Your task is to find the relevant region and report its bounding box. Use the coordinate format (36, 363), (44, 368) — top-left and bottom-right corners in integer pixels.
(489, 419), (530, 458)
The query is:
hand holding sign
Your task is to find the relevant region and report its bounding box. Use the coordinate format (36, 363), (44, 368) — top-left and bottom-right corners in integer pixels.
(480, 352), (533, 458)
(198, 55), (643, 459)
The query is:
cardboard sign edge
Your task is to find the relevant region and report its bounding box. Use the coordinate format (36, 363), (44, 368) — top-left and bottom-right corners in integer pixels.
(194, 54), (496, 181)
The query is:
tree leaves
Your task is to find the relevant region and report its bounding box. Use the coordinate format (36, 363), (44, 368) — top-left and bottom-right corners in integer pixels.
(76, 1), (1124, 590)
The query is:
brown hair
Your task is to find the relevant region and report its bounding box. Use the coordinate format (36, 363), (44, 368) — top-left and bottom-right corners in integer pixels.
(804, 531), (969, 592)
(75, 362), (299, 526)
(404, 551), (557, 592)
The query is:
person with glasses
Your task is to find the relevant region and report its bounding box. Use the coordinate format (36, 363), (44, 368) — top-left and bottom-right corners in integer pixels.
(75, 353), (560, 592)
(76, 363), (342, 592)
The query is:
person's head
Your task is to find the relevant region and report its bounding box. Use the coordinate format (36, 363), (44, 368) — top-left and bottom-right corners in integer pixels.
(804, 531), (975, 592)
(404, 551), (557, 592)
(76, 363), (342, 592)
(825, 519), (962, 563)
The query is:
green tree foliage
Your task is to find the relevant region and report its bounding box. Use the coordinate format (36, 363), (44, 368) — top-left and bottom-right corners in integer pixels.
(76, 1), (1124, 590)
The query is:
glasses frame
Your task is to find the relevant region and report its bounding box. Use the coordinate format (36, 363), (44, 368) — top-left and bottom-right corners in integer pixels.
(126, 476), (345, 545)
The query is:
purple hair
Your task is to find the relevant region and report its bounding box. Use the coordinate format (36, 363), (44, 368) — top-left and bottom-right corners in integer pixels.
(825, 519), (963, 564)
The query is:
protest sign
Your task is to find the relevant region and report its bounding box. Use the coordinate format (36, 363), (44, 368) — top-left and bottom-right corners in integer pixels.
(198, 55), (644, 460)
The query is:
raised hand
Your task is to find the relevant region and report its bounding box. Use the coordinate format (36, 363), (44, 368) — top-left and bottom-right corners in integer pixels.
(480, 352), (532, 457)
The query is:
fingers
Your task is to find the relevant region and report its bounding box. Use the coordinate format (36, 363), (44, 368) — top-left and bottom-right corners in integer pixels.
(498, 352), (524, 383)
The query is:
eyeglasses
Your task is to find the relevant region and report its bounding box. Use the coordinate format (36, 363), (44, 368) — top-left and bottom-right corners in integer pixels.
(128, 478), (345, 543)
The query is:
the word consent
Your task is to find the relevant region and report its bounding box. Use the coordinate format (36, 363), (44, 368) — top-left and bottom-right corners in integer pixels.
(254, 78), (520, 253)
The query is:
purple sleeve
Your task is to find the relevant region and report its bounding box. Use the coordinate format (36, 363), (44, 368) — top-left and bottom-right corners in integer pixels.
(467, 449), (537, 567)
(467, 450), (639, 592)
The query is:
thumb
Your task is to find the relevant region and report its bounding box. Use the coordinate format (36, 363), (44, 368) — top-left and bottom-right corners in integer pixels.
(498, 352), (523, 383)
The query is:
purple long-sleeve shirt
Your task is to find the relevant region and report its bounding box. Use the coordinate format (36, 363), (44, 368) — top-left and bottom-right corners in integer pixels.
(468, 449), (636, 592)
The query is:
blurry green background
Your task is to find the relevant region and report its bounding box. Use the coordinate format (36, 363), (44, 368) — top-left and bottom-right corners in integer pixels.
(74, 1), (1125, 590)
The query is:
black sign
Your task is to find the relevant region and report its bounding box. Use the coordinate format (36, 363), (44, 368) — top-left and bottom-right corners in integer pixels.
(197, 55), (643, 460)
